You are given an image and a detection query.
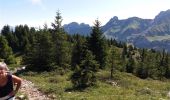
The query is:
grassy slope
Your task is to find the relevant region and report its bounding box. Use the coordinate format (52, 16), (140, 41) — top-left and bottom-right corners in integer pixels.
(146, 35), (170, 42)
(20, 70), (170, 100)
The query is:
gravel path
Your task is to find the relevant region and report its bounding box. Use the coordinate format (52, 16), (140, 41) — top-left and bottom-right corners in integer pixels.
(17, 79), (52, 100)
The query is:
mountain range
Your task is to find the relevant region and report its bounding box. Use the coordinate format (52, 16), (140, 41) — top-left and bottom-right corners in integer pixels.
(63, 9), (170, 52)
(63, 22), (91, 35)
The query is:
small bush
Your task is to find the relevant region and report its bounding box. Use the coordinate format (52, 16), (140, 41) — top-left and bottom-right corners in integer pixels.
(5, 55), (16, 64)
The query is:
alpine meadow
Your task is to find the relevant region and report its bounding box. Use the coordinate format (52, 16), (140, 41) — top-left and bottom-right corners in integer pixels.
(1, 0), (170, 100)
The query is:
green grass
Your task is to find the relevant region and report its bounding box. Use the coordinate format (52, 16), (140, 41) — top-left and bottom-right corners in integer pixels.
(146, 34), (170, 42)
(20, 70), (170, 100)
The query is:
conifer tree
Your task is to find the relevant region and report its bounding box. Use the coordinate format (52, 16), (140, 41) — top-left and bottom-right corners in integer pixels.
(51, 11), (70, 68)
(0, 36), (15, 64)
(157, 49), (166, 80)
(1, 25), (18, 52)
(126, 55), (135, 73)
(71, 46), (99, 88)
(14, 25), (31, 53)
(121, 43), (127, 60)
(23, 29), (54, 71)
(88, 19), (107, 69)
(165, 53), (170, 78)
(71, 34), (84, 70)
(136, 62), (148, 79)
(110, 47), (117, 78)
(140, 48), (146, 62)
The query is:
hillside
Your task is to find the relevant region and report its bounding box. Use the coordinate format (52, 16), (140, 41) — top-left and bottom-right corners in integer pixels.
(132, 10), (170, 51)
(64, 9), (170, 52)
(103, 16), (152, 41)
(1, 10), (170, 100)
(19, 70), (170, 100)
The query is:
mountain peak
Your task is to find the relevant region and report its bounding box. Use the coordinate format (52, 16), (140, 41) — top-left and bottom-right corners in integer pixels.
(158, 9), (170, 16)
(110, 16), (119, 22)
(63, 9), (170, 52)
(63, 22), (91, 35)
(154, 9), (170, 24)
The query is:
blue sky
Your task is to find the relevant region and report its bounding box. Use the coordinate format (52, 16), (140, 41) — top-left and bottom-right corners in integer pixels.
(1, 0), (170, 29)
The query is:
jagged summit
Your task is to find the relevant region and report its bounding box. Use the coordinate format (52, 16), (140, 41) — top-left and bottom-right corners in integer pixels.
(154, 9), (170, 24)
(110, 16), (119, 21)
(63, 9), (170, 52)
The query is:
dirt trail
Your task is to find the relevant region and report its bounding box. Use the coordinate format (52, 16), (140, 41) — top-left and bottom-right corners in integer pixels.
(17, 79), (52, 100)
(13, 67), (54, 100)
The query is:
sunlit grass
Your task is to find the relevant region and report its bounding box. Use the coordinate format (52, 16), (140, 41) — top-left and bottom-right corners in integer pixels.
(20, 70), (170, 100)
(146, 34), (170, 41)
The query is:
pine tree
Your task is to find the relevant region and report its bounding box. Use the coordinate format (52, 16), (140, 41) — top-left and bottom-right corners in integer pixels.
(136, 62), (148, 79)
(126, 55), (135, 73)
(14, 25), (31, 53)
(23, 29), (54, 71)
(88, 19), (107, 69)
(27, 27), (36, 50)
(51, 11), (70, 68)
(0, 36), (15, 64)
(121, 43), (127, 60)
(1, 25), (18, 52)
(140, 48), (146, 62)
(71, 34), (85, 70)
(52, 11), (63, 32)
(71, 47), (99, 89)
(110, 47), (116, 79)
(157, 49), (166, 80)
(165, 53), (170, 78)
(107, 38), (117, 47)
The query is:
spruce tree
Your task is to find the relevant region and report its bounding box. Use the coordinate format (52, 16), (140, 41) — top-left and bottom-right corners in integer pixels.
(140, 48), (146, 62)
(71, 47), (99, 89)
(51, 11), (70, 68)
(126, 55), (135, 73)
(110, 47), (117, 79)
(0, 36), (15, 64)
(14, 25), (30, 53)
(23, 29), (54, 71)
(156, 49), (166, 80)
(71, 34), (84, 70)
(88, 19), (107, 69)
(121, 43), (127, 60)
(136, 62), (148, 79)
(1, 25), (18, 52)
(165, 53), (170, 78)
